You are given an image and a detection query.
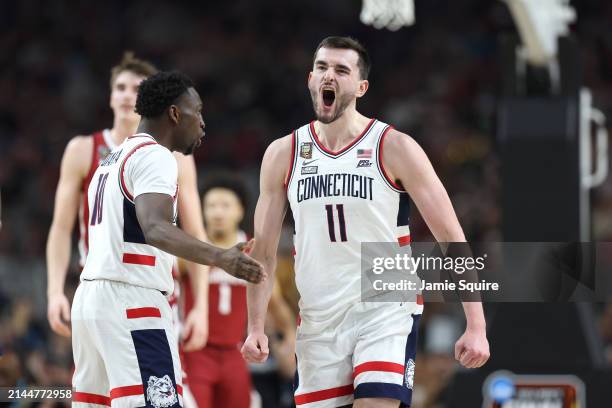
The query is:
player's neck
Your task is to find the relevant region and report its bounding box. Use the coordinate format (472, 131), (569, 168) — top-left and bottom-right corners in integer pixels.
(110, 119), (139, 145)
(315, 109), (371, 152)
(136, 120), (172, 150)
(209, 230), (239, 248)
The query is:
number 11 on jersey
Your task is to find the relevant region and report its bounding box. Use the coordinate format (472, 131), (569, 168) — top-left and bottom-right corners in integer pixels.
(90, 173), (109, 226)
(325, 204), (347, 242)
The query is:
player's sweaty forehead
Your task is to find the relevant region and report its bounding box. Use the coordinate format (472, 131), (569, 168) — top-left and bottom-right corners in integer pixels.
(313, 47), (360, 75)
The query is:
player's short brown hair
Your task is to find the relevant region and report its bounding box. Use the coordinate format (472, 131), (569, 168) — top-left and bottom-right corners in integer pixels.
(314, 36), (371, 80)
(110, 51), (158, 88)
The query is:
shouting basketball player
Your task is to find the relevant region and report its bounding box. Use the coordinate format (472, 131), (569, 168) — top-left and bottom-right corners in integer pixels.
(71, 71), (264, 407)
(242, 37), (490, 408)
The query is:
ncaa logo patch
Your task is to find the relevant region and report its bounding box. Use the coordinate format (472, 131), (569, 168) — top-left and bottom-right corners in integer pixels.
(98, 145), (111, 164)
(146, 375), (177, 408)
(405, 359), (415, 389)
(300, 142), (313, 159)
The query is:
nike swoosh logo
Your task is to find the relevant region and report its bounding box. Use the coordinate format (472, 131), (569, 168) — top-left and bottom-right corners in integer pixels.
(303, 159), (318, 166)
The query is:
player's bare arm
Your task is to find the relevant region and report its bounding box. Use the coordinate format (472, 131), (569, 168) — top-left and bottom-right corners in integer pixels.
(134, 192), (264, 283)
(46, 135), (92, 337)
(382, 129), (490, 369)
(175, 152), (210, 351)
(242, 135), (292, 363)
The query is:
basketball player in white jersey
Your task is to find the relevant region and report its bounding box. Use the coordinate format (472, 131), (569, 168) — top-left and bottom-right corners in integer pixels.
(46, 53), (209, 357)
(71, 71), (264, 407)
(242, 37), (490, 407)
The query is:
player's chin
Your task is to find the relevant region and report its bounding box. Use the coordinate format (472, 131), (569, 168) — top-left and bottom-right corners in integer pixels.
(316, 111), (335, 124)
(183, 143), (196, 155)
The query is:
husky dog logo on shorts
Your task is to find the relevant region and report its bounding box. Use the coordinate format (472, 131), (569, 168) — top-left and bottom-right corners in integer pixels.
(405, 359), (415, 389)
(146, 375), (177, 408)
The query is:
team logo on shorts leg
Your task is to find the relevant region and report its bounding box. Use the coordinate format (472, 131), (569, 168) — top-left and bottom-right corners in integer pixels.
(146, 375), (177, 408)
(300, 142), (313, 159)
(405, 359), (415, 389)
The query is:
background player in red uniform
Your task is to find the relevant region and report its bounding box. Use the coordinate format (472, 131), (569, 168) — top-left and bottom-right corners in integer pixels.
(181, 175), (252, 408)
(46, 52), (209, 351)
(181, 174), (297, 408)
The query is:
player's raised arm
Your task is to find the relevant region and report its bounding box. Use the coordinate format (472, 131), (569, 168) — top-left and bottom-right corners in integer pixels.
(382, 129), (490, 369)
(175, 152), (210, 351)
(242, 135), (292, 364)
(46, 136), (91, 337)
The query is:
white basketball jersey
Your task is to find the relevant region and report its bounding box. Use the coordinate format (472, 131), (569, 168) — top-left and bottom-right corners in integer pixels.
(287, 119), (421, 319)
(81, 133), (178, 294)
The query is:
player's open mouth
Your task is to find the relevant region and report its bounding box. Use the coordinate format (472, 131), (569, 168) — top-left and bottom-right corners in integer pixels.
(322, 88), (335, 108)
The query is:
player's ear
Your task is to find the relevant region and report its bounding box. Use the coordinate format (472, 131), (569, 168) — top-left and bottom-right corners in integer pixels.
(307, 71), (313, 85)
(169, 105), (180, 125)
(356, 79), (369, 98)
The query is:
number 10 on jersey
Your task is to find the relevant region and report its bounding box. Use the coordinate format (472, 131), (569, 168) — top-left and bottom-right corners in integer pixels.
(325, 204), (347, 242)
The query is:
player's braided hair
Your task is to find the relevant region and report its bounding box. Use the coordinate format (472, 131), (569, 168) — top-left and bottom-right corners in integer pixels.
(135, 71), (195, 119)
(201, 173), (249, 211)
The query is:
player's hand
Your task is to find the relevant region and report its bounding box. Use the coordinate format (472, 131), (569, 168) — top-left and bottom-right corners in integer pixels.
(47, 293), (71, 337)
(455, 327), (490, 368)
(182, 307), (208, 352)
(241, 331), (269, 363)
(216, 239), (265, 283)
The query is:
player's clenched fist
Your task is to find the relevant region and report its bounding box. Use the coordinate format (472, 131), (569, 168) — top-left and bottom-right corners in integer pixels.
(216, 239), (265, 283)
(241, 331), (269, 363)
(454, 328), (490, 369)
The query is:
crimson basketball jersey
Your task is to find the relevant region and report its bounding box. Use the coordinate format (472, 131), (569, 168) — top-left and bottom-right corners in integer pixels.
(183, 231), (248, 347)
(286, 119), (423, 320)
(81, 133), (178, 294)
(78, 129), (117, 267)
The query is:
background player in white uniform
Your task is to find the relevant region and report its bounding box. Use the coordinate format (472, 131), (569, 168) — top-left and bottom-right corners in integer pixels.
(71, 71), (264, 407)
(242, 37), (490, 407)
(46, 53), (209, 357)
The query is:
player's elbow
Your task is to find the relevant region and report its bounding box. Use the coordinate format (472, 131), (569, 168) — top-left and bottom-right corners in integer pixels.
(141, 221), (170, 249)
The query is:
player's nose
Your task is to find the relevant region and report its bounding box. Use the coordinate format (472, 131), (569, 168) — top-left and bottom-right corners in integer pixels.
(322, 68), (335, 82)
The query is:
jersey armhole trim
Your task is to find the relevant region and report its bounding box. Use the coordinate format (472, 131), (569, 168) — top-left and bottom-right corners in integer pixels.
(84, 131), (103, 182)
(377, 126), (405, 192)
(118, 141), (159, 203)
(284, 130), (297, 192)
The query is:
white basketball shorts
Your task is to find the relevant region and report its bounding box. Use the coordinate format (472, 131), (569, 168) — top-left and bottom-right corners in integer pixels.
(71, 279), (183, 407)
(294, 302), (421, 408)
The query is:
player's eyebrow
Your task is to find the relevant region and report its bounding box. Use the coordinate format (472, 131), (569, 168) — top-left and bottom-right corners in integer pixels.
(315, 60), (352, 72)
(334, 63), (351, 72)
